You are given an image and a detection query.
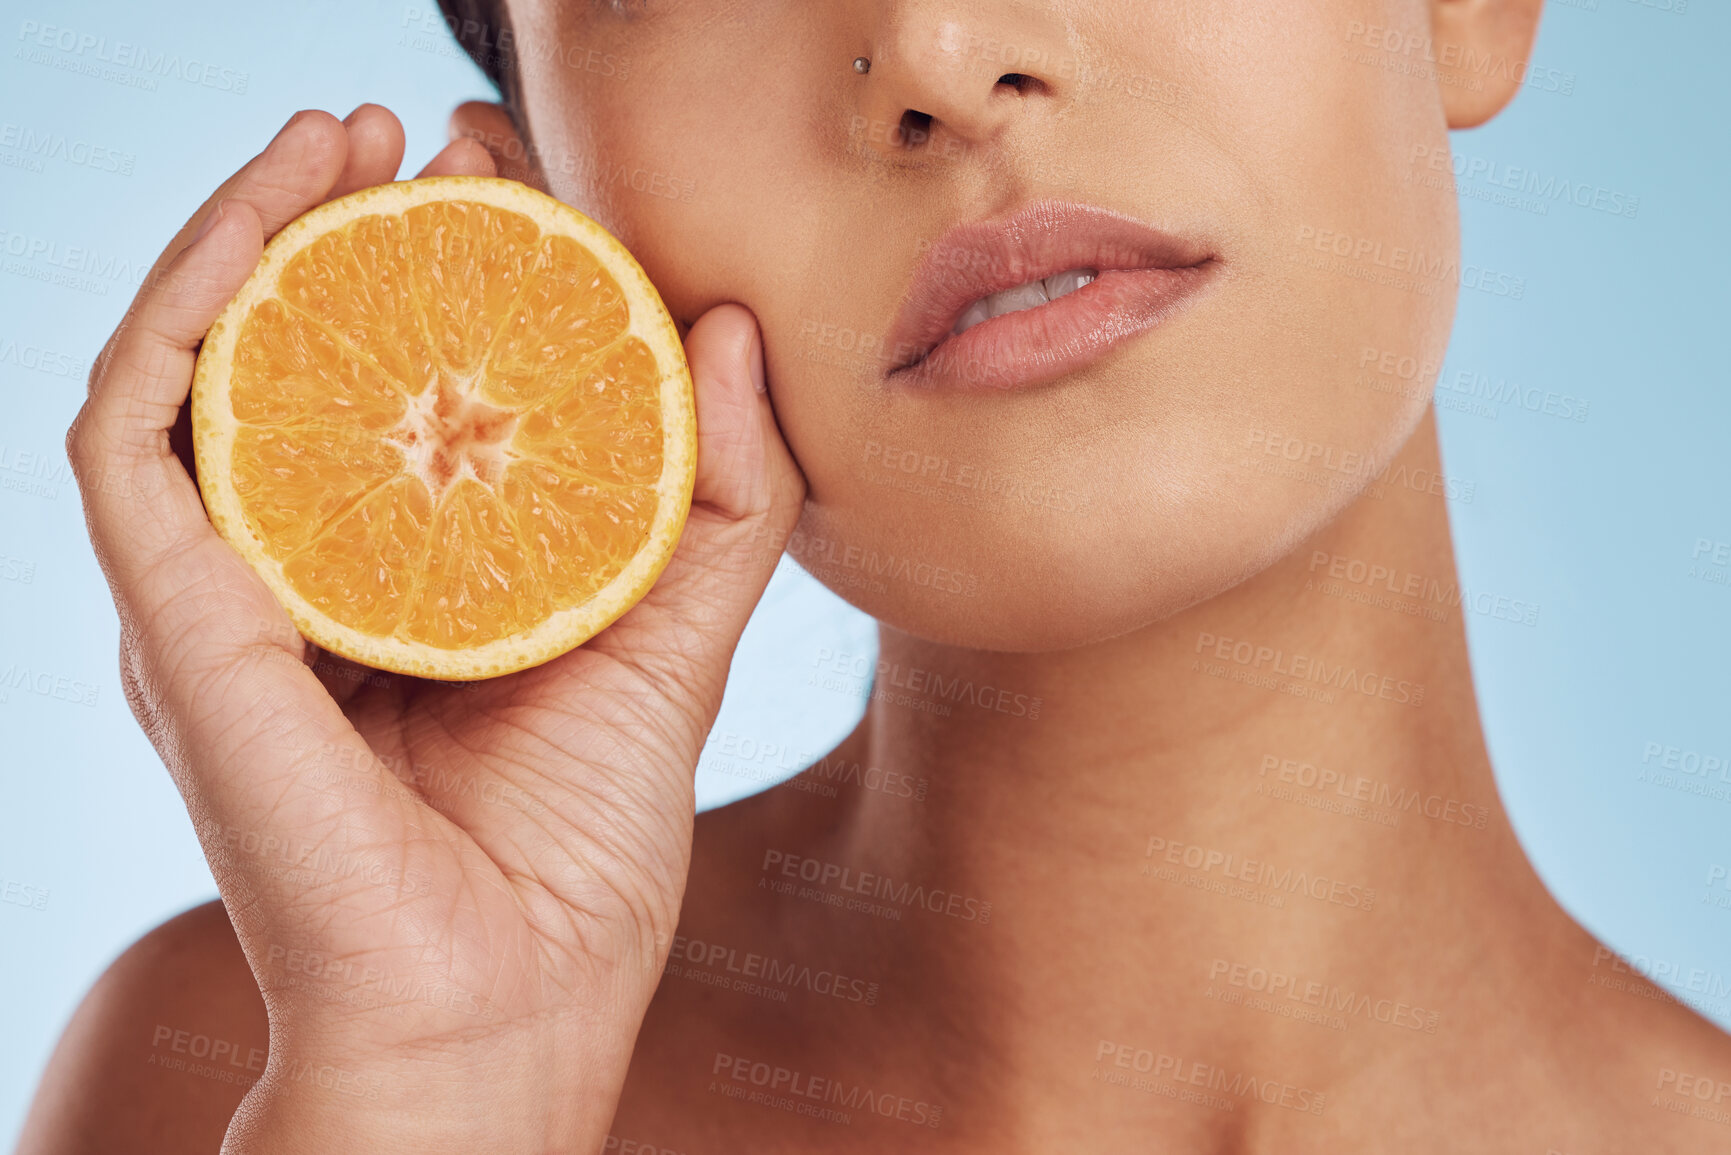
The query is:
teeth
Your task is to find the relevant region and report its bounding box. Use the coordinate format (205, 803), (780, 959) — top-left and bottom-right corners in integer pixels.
(953, 298), (990, 335)
(1042, 268), (1096, 300)
(987, 280), (1051, 318)
(951, 268), (1097, 336)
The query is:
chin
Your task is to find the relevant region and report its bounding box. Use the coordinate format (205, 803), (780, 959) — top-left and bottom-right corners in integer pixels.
(788, 506), (1229, 653)
(789, 427), (1406, 651)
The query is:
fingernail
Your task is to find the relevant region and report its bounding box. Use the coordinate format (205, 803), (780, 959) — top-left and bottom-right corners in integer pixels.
(342, 104), (366, 125)
(191, 201), (227, 245)
(750, 331), (767, 394)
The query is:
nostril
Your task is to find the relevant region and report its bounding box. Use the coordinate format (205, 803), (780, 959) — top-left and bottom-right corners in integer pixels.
(996, 72), (1044, 95)
(897, 109), (934, 149)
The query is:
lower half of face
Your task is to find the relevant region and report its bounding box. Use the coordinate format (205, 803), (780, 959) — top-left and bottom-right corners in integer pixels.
(515, 0), (1457, 650)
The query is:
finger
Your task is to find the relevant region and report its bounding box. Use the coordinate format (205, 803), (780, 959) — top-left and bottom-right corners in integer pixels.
(73, 115), (356, 586)
(157, 108), (400, 507)
(70, 199), (267, 578)
(87, 110), (348, 427)
(415, 137), (498, 179)
(576, 304), (807, 712)
(686, 305), (799, 524)
(161, 110), (351, 270)
(327, 104), (406, 199)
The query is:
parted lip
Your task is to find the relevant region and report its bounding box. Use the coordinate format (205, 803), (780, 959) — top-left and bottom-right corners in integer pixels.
(884, 200), (1220, 388)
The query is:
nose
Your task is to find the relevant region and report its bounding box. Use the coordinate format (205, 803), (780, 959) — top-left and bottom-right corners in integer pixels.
(852, 0), (1073, 158)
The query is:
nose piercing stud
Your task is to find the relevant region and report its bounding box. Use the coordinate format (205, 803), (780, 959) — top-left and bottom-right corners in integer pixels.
(853, 56), (871, 74)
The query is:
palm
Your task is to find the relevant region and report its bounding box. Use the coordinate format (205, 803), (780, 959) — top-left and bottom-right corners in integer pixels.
(199, 403), (783, 1053)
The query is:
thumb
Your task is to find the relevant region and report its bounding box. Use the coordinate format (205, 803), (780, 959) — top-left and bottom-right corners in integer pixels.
(579, 303), (806, 708)
(683, 303), (803, 525)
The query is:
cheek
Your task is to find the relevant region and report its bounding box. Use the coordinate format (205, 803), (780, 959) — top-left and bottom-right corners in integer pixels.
(520, 3), (1458, 652)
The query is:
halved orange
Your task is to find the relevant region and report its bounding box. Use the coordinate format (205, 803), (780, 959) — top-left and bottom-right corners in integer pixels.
(191, 176), (695, 680)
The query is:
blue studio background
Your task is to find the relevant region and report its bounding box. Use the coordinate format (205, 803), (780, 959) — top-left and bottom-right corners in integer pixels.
(0, 0), (1726, 1143)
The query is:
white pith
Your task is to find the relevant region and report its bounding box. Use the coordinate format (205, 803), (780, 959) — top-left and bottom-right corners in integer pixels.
(382, 371), (522, 496)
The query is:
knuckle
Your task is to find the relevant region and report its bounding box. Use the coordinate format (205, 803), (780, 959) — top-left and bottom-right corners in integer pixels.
(64, 405), (95, 483)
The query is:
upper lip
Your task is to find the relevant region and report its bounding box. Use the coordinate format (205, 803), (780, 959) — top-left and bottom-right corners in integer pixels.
(884, 200), (1218, 374)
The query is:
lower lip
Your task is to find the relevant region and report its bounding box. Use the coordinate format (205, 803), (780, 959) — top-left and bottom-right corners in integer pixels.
(889, 264), (1217, 392)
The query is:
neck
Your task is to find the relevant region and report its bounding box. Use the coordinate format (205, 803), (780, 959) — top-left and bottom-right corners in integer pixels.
(818, 408), (1578, 1133)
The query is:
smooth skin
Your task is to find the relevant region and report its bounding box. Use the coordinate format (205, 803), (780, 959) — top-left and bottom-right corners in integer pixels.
(20, 1), (1731, 1152)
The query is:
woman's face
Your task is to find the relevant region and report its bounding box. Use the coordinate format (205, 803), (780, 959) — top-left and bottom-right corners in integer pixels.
(506, 0), (1456, 650)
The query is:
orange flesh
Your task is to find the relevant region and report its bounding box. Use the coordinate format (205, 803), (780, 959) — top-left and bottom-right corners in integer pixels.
(226, 200), (664, 649)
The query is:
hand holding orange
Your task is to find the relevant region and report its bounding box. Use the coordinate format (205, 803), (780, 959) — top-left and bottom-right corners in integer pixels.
(66, 106), (802, 1151)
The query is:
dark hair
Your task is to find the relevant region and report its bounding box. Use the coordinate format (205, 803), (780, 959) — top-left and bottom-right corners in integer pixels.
(435, 0), (520, 112)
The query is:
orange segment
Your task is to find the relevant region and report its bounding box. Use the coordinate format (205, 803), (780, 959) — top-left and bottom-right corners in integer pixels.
(229, 299), (408, 429)
(404, 200), (542, 378)
(282, 477), (435, 637)
(483, 234), (631, 408)
(191, 177), (696, 680)
(502, 460), (659, 606)
(231, 424), (403, 559)
(403, 479), (546, 648)
(514, 338), (667, 486)
(277, 213), (437, 394)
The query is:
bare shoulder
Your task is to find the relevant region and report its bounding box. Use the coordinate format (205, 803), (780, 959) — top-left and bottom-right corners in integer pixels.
(16, 899), (267, 1155)
(1605, 980), (1731, 1150)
